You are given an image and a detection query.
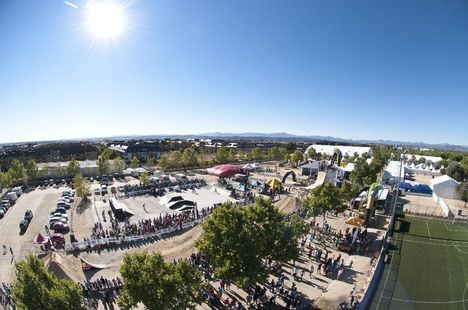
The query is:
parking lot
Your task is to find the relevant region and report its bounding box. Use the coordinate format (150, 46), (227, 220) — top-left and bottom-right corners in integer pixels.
(0, 186), (66, 283)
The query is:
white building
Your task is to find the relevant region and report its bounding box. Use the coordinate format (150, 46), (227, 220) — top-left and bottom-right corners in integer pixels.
(305, 144), (372, 157)
(383, 161), (405, 184)
(429, 175), (460, 199)
(406, 154), (443, 164)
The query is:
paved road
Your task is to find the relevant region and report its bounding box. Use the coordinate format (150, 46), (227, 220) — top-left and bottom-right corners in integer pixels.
(0, 187), (63, 283)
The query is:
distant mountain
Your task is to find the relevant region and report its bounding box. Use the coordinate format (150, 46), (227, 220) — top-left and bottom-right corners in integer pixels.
(1, 132), (467, 152)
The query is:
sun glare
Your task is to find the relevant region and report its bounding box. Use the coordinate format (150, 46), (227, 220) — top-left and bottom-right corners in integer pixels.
(86, 1), (125, 39)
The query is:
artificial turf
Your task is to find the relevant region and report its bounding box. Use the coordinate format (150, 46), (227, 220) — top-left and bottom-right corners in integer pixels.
(370, 215), (468, 310)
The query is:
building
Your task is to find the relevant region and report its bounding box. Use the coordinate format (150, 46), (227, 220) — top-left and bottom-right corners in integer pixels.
(429, 175), (460, 199)
(123, 143), (167, 161)
(305, 144), (372, 157)
(383, 161), (405, 184)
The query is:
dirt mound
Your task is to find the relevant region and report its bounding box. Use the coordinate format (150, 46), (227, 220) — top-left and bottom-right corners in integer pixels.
(43, 252), (85, 283)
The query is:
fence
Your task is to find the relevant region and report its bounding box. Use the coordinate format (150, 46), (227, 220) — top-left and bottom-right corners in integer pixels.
(432, 192), (451, 217)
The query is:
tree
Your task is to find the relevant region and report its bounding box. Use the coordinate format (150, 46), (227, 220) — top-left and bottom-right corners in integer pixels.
(114, 156), (126, 172)
(446, 161), (466, 182)
(303, 183), (343, 220)
(290, 150), (303, 166)
(340, 182), (361, 203)
(306, 147), (318, 160)
(118, 252), (206, 310)
(67, 157), (80, 176)
(0, 171), (12, 188)
(197, 150), (207, 167)
(196, 202), (267, 287)
(56, 165), (66, 178)
(97, 154), (110, 175)
(74, 173), (90, 201)
(215, 146), (230, 164)
(350, 157), (375, 186)
(130, 156), (140, 169)
(158, 154), (170, 170)
(459, 181), (468, 207)
(246, 197), (306, 262)
(182, 147), (198, 167)
(12, 255), (83, 309)
(8, 159), (26, 182)
(140, 171), (149, 186)
(250, 147), (263, 160)
(146, 157), (156, 168)
(285, 142), (296, 153)
(196, 199), (306, 287)
(25, 159), (38, 181)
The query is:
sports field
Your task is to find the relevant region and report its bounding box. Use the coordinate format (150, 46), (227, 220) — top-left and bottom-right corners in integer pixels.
(371, 215), (468, 310)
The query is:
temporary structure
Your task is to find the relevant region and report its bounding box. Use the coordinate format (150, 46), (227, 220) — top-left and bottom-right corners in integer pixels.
(266, 178), (282, 189)
(429, 175), (460, 199)
(207, 165), (247, 178)
(34, 233), (48, 244)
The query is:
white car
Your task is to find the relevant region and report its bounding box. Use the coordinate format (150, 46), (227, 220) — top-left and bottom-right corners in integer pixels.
(49, 217), (67, 225)
(50, 213), (68, 220)
(58, 197), (73, 204)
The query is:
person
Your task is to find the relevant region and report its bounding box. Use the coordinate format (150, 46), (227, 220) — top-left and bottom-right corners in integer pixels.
(349, 260), (354, 268)
(309, 265), (314, 277)
(9, 247), (13, 255)
(2, 245), (6, 255)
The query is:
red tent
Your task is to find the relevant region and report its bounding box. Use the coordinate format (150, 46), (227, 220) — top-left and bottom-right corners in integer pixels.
(34, 233), (48, 244)
(206, 165), (247, 178)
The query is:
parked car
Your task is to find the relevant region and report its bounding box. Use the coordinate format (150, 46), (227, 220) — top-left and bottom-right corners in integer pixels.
(111, 187), (116, 194)
(94, 188), (100, 195)
(50, 213), (68, 220)
(49, 219), (67, 229)
(50, 207), (67, 215)
(19, 219), (29, 232)
(50, 233), (65, 245)
(56, 201), (70, 209)
(49, 179), (55, 186)
(0, 209), (5, 218)
(58, 197), (73, 204)
(5, 192), (18, 203)
(51, 222), (70, 233)
(1, 200), (10, 210)
(24, 210), (33, 221)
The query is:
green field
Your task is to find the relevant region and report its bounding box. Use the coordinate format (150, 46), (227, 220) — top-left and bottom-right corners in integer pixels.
(371, 216), (468, 310)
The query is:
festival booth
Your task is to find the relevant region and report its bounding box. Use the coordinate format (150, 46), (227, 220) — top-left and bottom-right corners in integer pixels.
(207, 165), (248, 178)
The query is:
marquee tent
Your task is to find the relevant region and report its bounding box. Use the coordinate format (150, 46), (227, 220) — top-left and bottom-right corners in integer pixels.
(207, 165), (247, 178)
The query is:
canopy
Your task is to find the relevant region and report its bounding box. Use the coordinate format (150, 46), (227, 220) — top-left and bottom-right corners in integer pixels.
(207, 165), (247, 178)
(266, 178), (282, 189)
(251, 180), (262, 187)
(34, 233), (48, 244)
(346, 216), (364, 226)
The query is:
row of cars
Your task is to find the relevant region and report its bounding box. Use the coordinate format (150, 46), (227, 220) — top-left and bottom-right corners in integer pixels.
(1, 187), (23, 219)
(48, 188), (75, 234)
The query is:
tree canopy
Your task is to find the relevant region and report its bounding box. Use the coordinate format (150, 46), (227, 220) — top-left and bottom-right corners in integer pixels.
(446, 161), (466, 182)
(67, 158), (80, 176)
(303, 183), (344, 218)
(25, 159), (38, 181)
(118, 252), (206, 310)
(12, 255), (83, 310)
(74, 173), (90, 200)
(196, 198), (305, 287)
(8, 159), (26, 182)
(130, 156), (140, 169)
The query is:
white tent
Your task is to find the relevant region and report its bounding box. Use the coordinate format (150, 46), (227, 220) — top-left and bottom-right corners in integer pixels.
(429, 175), (460, 199)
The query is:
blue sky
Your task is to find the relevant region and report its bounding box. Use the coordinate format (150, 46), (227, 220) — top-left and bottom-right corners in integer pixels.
(0, 0), (467, 145)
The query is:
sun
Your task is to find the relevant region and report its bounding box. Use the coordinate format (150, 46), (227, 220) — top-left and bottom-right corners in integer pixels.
(85, 1), (125, 39)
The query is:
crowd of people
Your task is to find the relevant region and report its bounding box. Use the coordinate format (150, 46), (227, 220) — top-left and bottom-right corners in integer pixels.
(0, 282), (13, 310)
(87, 206), (215, 242)
(80, 277), (123, 309)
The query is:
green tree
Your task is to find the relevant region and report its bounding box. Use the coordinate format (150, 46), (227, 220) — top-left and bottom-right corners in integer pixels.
(158, 153), (170, 169)
(97, 153), (110, 175)
(25, 159), (38, 181)
(140, 171), (149, 186)
(446, 161), (466, 182)
(67, 157), (80, 176)
(8, 159), (26, 182)
(130, 156), (140, 169)
(146, 156), (156, 168)
(118, 252), (206, 310)
(350, 157), (375, 186)
(306, 147), (317, 160)
(196, 202), (266, 287)
(340, 182), (361, 203)
(74, 173), (90, 201)
(250, 147), (263, 160)
(215, 146), (230, 164)
(0, 171), (12, 188)
(182, 147), (198, 167)
(197, 150), (207, 167)
(303, 183), (343, 220)
(12, 255), (83, 310)
(246, 197), (306, 262)
(290, 150), (303, 166)
(459, 181), (468, 207)
(114, 156), (126, 172)
(56, 165), (66, 178)
(285, 142), (296, 153)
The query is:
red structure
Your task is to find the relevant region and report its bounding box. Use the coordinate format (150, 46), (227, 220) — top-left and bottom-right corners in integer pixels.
(206, 165), (247, 178)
